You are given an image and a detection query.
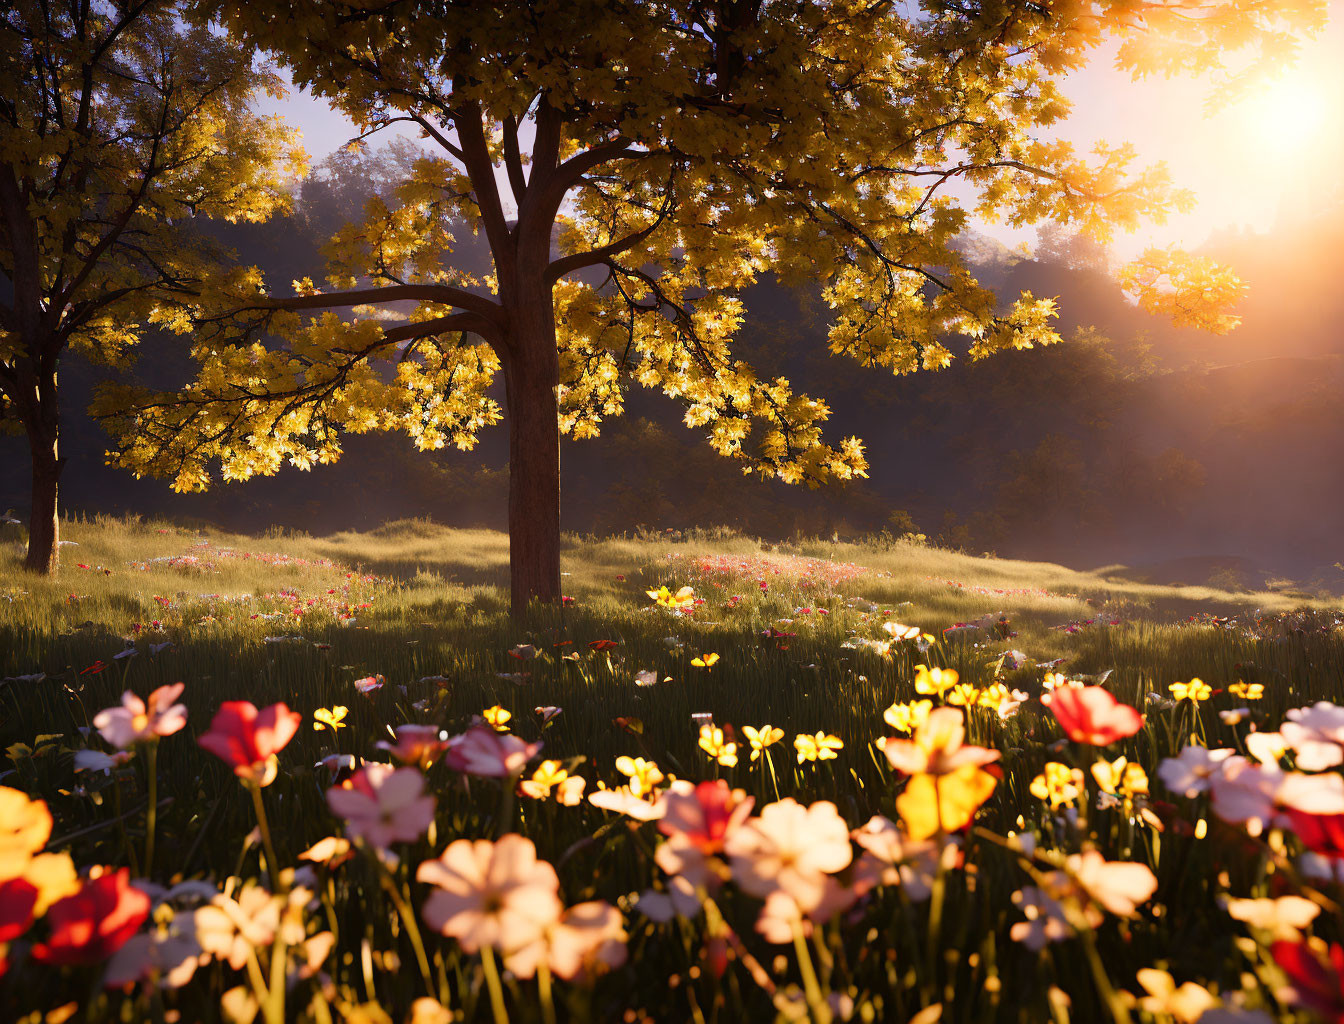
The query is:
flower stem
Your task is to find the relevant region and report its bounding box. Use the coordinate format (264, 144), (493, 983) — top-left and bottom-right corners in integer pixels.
(791, 921), (831, 1024)
(537, 962), (557, 1024)
(377, 857), (434, 996)
(248, 781), (282, 892)
(1079, 924), (1131, 1024)
(480, 945), (510, 1024)
(143, 740), (158, 878)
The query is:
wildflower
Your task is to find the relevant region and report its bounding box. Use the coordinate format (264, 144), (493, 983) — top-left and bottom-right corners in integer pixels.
(725, 798), (852, 911)
(850, 815), (946, 900)
(1220, 707), (1252, 726)
(881, 707), (999, 775)
(1066, 850), (1158, 918)
(505, 900), (628, 980)
(313, 706), (348, 733)
(897, 764), (997, 841)
(690, 653), (720, 669)
(616, 756), (665, 797)
(946, 683), (982, 707)
(1225, 896), (1320, 939)
(298, 837), (353, 867)
(197, 701), (302, 787)
(377, 724), (450, 770)
(657, 780), (754, 854)
(1271, 941), (1344, 1023)
(913, 664), (958, 698)
(1042, 672), (1084, 692)
(482, 705), (512, 732)
(1246, 731), (1288, 766)
(352, 674), (385, 696)
(588, 786), (664, 821)
(793, 732), (843, 764)
(1159, 745), (1235, 798)
(884, 700), (932, 734)
(1134, 969), (1219, 1023)
(509, 644), (538, 660)
(699, 725), (739, 767)
(92, 684), (188, 749)
(31, 869), (151, 966)
(194, 882), (282, 970)
(443, 727), (540, 778)
(1091, 757), (1149, 798)
(1169, 679), (1213, 703)
(742, 725), (784, 761)
(1044, 686), (1144, 746)
(1010, 887), (1073, 950)
(520, 761), (569, 800)
(1228, 681), (1264, 700)
(647, 585), (695, 610)
(327, 764), (435, 849)
(753, 882), (856, 944)
(534, 705), (562, 723)
(1031, 762), (1084, 809)
(417, 835), (563, 955)
(1281, 702), (1344, 771)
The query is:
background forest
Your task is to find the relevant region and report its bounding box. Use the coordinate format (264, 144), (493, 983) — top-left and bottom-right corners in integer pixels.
(7, 141), (1343, 590)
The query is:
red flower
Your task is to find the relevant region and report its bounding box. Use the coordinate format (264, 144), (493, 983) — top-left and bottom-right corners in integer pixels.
(1273, 941), (1344, 1023)
(588, 640), (619, 651)
(31, 869), (149, 966)
(0, 878), (38, 943)
(657, 780), (754, 854)
(1044, 686), (1144, 746)
(1284, 809), (1344, 857)
(197, 701), (302, 786)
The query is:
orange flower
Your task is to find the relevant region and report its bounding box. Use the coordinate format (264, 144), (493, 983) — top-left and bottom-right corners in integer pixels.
(881, 707), (999, 776)
(1044, 686), (1144, 746)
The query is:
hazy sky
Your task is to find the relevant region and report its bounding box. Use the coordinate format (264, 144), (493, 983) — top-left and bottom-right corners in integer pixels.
(266, 6), (1343, 259)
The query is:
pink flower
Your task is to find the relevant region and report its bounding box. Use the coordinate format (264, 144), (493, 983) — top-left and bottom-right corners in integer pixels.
(753, 880), (855, 944)
(1065, 850), (1157, 918)
(417, 835), (563, 955)
(589, 786), (665, 821)
(881, 707), (1000, 775)
(657, 780), (754, 854)
(1282, 702), (1344, 771)
(377, 725), (450, 770)
(443, 727), (540, 778)
(327, 764), (435, 849)
(1044, 686), (1144, 746)
(850, 815), (948, 901)
(505, 900), (628, 980)
(1158, 746), (1235, 798)
(725, 798), (853, 912)
(197, 702), (301, 786)
(92, 684), (188, 749)
(352, 675), (385, 696)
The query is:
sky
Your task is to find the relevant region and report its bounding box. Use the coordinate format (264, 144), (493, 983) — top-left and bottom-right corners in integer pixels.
(264, 5), (1344, 260)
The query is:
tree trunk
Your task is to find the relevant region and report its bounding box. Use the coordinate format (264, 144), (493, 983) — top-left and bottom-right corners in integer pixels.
(24, 415), (62, 574)
(502, 299), (562, 616)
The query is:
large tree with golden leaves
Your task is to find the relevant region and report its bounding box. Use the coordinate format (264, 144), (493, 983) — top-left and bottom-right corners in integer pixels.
(100, 0), (1314, 613)
(0, 0), (302, 572)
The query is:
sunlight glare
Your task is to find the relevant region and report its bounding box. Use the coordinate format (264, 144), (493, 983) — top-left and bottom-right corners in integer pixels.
(1235, 70), (1339, 155)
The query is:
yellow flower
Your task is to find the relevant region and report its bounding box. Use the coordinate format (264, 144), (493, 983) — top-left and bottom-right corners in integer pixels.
(691, 653), (720, 670)
(615, 756), (665, 796)
(897, 764), (997, 841)
(884, 699), (933, 734)
(914, 664), (958, 698)
(794, 732), (843, 764)
(1228, 681), (1264, 700)
(520, 760), (570, 799)
(1030, 762), (1084, 809)
(647, 585), (696, 609)
(483, 705), (512, 731)
(313, 706), (348, 732)
(1091, 757), (1150, 798)
(977, 682), (1009, 708)
(1169, 679), (1212, 703)
(742, 725), (785, 761)
(1042, 672), (1084, 692)
(946, 683), (981, 707)
(697, 726), (738, 768)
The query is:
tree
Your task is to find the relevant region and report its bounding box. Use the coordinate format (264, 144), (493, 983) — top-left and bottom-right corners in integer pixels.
(98, 0), (1321, 613)
(0, 0), (301, 572)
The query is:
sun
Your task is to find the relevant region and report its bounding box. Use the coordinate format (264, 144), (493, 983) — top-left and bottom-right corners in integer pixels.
(1235, 69), (1341, 154)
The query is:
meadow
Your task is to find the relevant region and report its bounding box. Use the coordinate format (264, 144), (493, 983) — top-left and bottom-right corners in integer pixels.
(3, 516), (1344, 1024)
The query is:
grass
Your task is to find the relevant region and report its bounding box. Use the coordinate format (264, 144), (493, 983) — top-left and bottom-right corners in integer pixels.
(2, 515), (1342, 1022)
